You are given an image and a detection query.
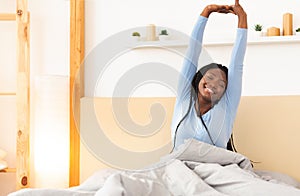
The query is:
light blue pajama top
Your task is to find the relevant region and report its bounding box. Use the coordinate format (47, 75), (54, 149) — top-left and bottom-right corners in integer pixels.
(171, 16), (247, 149)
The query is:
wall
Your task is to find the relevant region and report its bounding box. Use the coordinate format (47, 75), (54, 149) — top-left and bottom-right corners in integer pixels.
(85, 0), (300, 97)
(81, 0), (300, 183)
(85, 0), (300, 52)
(0, 0), (70, 193)
(0, 2), (17, 194)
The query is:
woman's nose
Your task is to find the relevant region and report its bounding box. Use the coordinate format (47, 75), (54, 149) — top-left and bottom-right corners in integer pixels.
(210, 81), (218, 90)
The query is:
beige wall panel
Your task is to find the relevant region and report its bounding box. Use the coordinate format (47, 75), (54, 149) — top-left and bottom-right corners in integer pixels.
(80, 96), (300, 183)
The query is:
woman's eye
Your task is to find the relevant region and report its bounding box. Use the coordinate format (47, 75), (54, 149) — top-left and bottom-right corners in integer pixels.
(206, 75), (213, 80)
(219, 83), (226, 89)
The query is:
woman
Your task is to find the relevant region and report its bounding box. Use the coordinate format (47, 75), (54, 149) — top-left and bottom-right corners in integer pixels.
(171, 0), (247, 150)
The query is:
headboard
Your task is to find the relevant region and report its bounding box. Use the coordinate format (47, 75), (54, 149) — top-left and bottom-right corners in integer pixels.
(233, 95), (300, 182)
(78, 96), (300, 183)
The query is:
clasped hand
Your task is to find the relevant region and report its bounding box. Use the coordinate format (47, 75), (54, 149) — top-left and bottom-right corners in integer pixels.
(201, 0), (247, 29)
(202, 0), (246, 17)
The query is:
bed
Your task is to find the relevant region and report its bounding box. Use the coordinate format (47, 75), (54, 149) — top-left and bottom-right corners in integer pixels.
(8, 97), (300, 195)
(8, 138), (300, 195)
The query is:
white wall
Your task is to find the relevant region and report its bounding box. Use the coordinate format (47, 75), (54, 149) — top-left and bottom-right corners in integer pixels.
(85, 0), (300, 48)
(205, 42), (300, 96)
(85, 0), (300, 97)
(0, 0), (70, 192)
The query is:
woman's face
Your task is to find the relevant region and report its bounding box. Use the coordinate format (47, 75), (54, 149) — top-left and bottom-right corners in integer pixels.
(198, 68), (227, 104)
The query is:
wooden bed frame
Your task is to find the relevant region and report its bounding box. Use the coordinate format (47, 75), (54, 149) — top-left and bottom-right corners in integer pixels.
(0, 0), (30, 190)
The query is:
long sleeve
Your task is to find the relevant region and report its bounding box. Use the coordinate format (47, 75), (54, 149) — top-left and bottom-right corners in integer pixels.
(171, 16), (208, 142)
(176, 16), (208, 102)
(172, 16), (248, 149)
(225, 28), (248, 118)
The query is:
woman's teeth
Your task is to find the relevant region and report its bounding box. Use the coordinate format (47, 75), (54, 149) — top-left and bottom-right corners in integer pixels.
(206, 87), (213, 93)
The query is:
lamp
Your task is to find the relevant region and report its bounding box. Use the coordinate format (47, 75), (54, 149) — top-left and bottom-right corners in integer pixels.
(31, 75), (69, 188)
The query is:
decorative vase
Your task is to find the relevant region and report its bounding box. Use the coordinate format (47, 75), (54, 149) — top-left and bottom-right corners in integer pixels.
(283, 13), (293, 36)
(158, 35), (169, 41)
(252, 31), (262, 37)
(267, 27), (280, 36)
(146, 24), (156, 41)
(131, 36), (140, 42)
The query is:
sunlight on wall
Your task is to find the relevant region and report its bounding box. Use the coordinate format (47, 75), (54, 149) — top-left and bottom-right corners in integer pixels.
(31, 75), (69, 188)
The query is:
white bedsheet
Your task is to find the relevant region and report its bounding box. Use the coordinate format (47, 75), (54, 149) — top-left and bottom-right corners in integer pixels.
(9, 139), (300, 196)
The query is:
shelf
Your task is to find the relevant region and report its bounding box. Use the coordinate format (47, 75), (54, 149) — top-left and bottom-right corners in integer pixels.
(203, 35), (300, 46)
(0, 13), (16, 21)
(248, 35), (300, 45)
(128, 40), (188, 48)
(0, 168), (16, 173)
(0, 92), (17, 96)
(128, 35), (300, 48)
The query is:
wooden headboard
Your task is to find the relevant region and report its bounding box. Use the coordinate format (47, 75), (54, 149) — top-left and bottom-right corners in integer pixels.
(233, 95), (300, 182)
(78, 96), (300, 183)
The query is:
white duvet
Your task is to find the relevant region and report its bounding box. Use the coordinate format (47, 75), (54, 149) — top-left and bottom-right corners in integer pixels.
(9, 139), (300, 196)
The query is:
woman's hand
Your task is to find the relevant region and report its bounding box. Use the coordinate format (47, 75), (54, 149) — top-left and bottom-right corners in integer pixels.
(232, 0), (248, 29)
(201, 4), (234, 18)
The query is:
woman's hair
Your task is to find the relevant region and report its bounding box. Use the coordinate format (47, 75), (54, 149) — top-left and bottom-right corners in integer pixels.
(191, 63), (228, 93)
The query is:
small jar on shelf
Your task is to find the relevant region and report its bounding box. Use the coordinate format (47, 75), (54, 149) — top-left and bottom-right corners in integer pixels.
(295, 27), (300, 36)
(158, 29), (170, 41)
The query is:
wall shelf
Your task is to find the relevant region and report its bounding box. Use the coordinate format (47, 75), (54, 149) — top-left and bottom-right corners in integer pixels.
(0, 92), (17, 96)
(129, 35), (300, 48)
(248, 35), (300, 44)
(128, 40), (188, 48)
(0, 168), (16, 173)
(205, 35), (300, 46)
